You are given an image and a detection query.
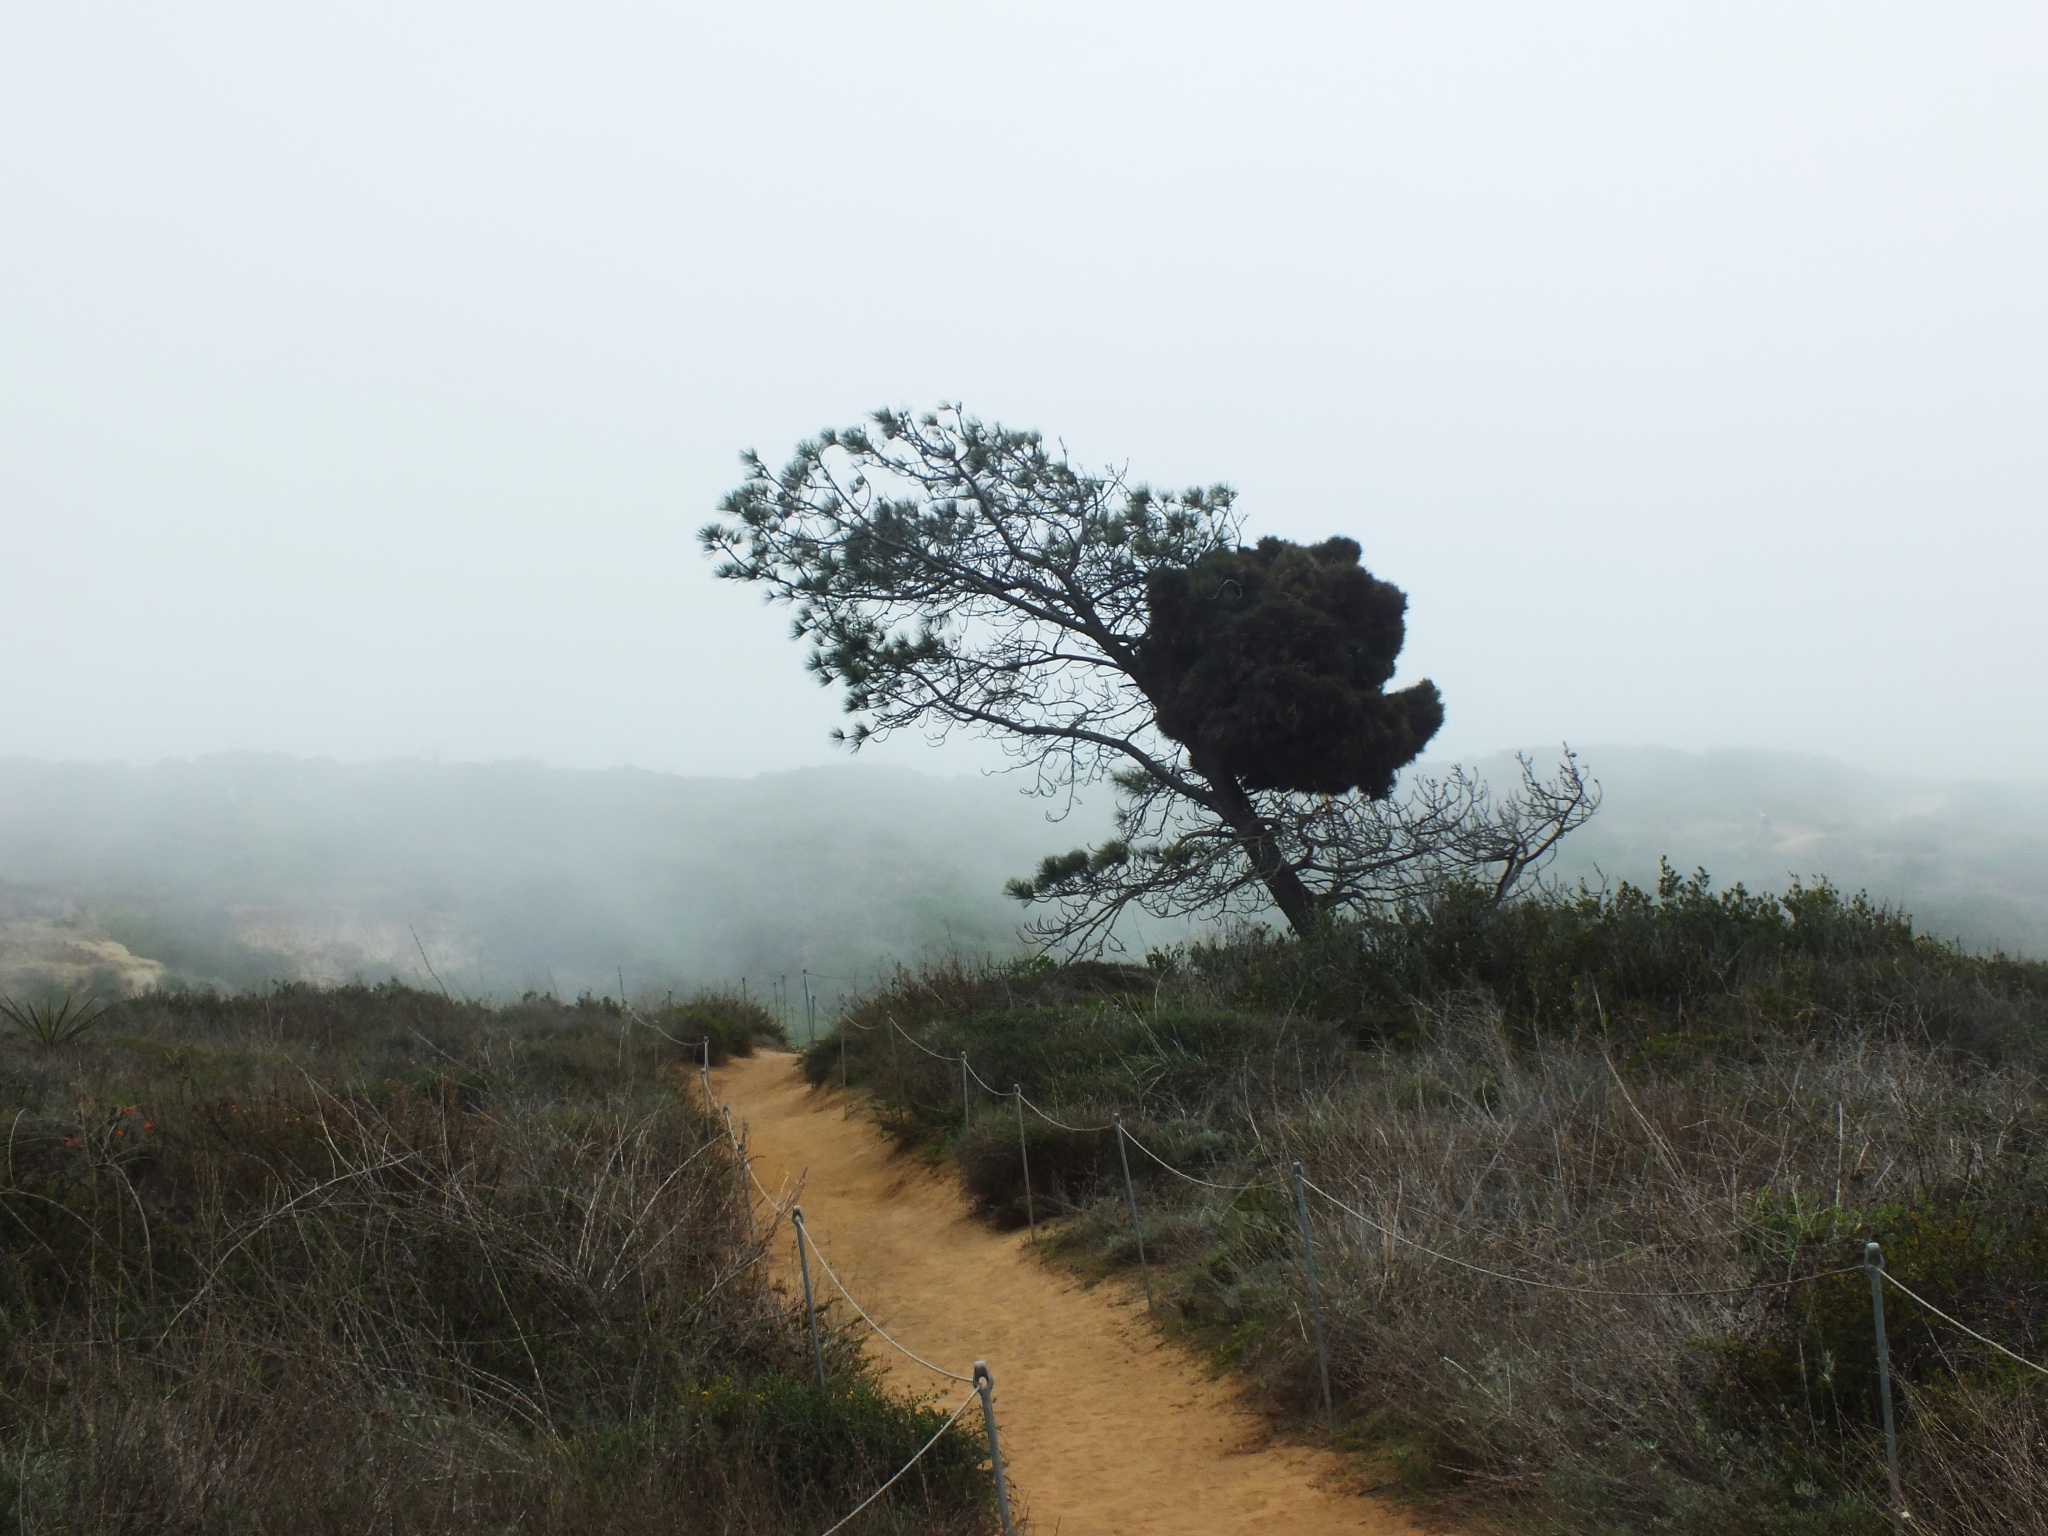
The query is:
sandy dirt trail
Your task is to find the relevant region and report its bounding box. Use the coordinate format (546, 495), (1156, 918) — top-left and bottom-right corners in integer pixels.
(715, 1051), (1428, 1536)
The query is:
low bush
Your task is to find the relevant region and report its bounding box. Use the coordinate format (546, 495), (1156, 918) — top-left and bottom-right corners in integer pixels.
(0, 982), (990, 1536)
(813, 874), (2048, 1534)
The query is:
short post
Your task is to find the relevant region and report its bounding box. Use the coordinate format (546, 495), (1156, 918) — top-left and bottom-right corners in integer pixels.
(839, 1019), (848, 1091)
(1291, 1160), (1334, 1430)
(1865, 1242), (1908, 1533)
(1112, 1112), (1153, 1310)
(973, 1360), (1018, 1536)
(1013, 1086), (1036, 1242)
(794, 1206), (829, 1390)
(700, 1038), (712, 1112)
(739, 1127), (757, 1247)
(960, 1053), (972, 1131)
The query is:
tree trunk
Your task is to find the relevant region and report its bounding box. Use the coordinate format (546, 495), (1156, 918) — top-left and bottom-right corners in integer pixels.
(1191, 754), (1319, 936)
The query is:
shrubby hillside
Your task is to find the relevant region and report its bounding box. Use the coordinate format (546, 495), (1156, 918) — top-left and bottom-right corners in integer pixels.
(1531, 746), (2048, 960)
(817, 874), (2048, 1533)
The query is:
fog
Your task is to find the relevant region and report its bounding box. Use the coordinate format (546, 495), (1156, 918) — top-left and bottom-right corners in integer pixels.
(0, 754), (1102, 1009)
(3, 8), (2045, 989)
(3, 749), (2045, 1008)
(3, 5), (2044, 784)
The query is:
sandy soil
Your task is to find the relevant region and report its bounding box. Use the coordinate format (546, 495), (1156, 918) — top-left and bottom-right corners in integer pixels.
(715, 1051), (1430, 1536)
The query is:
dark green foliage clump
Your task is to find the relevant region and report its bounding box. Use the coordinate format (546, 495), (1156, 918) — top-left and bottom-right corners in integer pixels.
(813, 877), (2048, 1534)
(0, 995), (108, 1049)
(0, 982), (991, 1536)
(652, 988), (785, 1061)
(1171, 861), (2048, 1058)
(1140, 535), (1443, 796)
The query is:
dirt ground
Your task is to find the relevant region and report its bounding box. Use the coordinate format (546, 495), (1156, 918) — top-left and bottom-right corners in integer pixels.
(715, 1051), (1431, 1536)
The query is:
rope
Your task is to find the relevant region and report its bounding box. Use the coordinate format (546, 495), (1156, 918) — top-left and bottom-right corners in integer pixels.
(1299, 1176), (1862, 1301)
(1881, 1271), (2048, 1378)
(813, 1389), (978, 1536)
(745, 1155), (800, 1218)
(1016, 1091), (1113, 1135)
(886, 1015), (963, 1063)
(749, 1026), (1853, 1306)
(878, 1018), (1116, 1131)
(795, 1219), (975, 1385)
(1118, 1123), (1276, 1196)
(962, 1055), (1009, 1098)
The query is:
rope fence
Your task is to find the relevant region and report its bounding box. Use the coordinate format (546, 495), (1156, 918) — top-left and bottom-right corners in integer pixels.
(711, 1088), (1016, 1535)
(794, 1205), (977, 1386)
(718, 1008), (2048, 1534)
(1877, 1269), (2048, 1380)
(1297, 1175), (1867, 1301)
(812, 1390), (979, 1536)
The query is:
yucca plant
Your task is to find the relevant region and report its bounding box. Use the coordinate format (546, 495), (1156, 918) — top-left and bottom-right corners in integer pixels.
(0, 994), (109, 1048)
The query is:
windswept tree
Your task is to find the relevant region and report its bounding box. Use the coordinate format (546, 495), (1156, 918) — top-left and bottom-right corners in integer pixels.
(703, 406), (1596, 948)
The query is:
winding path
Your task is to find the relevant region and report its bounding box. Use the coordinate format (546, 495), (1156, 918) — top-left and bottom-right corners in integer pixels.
(714, 1051), (1429, 1536)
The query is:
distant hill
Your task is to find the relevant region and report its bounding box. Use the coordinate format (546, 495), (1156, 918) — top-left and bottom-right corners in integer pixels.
(1507, 746), (2048, 958)
(1, 748), (2043, 1007)
(0, 755), (1096, 1009)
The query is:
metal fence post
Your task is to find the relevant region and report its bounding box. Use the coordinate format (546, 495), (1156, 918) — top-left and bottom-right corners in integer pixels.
(700, 1038), (712, 1112)
(793, 1206), (829, 1390)
(1112, 1112), (1153, 1310)
(1013, 1087), (1036, 1243)
(973, 1361), (1018, 1536)
(1865, 1241), (1908, 1533)
(960, 1053), (972, 1131)
(1291, 1160), (1334, 1429)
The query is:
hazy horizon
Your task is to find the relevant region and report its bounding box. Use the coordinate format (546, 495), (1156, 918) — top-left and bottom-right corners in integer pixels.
(5, 744), (2046, 1009)
(4, 4), (2044, 786)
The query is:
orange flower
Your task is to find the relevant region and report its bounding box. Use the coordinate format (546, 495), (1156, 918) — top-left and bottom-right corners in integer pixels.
(143, 1122), (154, 1131)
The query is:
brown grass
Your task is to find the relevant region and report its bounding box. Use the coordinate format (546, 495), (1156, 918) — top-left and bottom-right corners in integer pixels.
(0, 984), (996, 1534)
(816, 881), (2048, 1534)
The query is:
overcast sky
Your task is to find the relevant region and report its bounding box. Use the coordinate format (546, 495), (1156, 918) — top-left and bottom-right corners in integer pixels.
(2, 3), (2042, 783)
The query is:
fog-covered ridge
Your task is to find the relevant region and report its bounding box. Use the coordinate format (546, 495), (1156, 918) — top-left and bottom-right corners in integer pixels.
(1521, 747), (2048, 959)
(1, 748), (2043, 1002)
(0, 755), (1097, 1003)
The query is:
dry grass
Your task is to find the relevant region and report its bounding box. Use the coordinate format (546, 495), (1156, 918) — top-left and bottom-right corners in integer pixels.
(0, 983), (996, 1535)
(817, 877), (2048, 1533)
(1240, 1010), (2046, 1532)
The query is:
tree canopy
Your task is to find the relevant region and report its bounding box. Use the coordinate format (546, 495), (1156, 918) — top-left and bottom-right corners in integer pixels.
(703, 405), (1595, 947)
(1140, 536), (1445, 797)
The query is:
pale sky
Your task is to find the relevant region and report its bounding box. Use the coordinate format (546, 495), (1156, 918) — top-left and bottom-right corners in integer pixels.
(3, 3), (2043, 782)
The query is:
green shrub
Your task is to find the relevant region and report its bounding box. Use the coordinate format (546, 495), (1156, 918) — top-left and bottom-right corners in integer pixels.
(822, 873), (2048, 1535)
